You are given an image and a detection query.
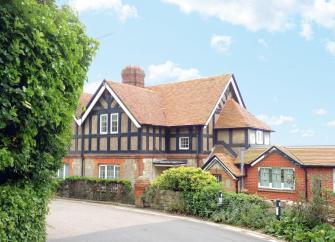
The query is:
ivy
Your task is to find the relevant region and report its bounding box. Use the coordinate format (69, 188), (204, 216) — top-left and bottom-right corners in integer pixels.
(0, 0), (97, 240)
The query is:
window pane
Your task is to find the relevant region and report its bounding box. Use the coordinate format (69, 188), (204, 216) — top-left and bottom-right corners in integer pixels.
(58, 167), (64, 179)
(179, 137), (189, 149)
(107, 165), (114, 179)
(272, 168), (281, 188)
(259, 168), (270, 187)
(115, 166), (120, 179)
(111, 114), (118, 133)
(264, 132), (270, 145)
(249, 130), (256, 145)
(100, 114), (107, 133)
(256, 130), (263, 144)
(283, 169), (294, 189)
(99, 166), (106, 178)
(64, 164), (70, 178)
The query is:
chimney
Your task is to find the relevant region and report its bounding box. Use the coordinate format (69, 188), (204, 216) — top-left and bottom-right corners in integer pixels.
(121, 65), (145, 87)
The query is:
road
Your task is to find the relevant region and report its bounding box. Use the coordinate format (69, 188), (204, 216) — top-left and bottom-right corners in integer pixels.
(47, 198), (278, 242)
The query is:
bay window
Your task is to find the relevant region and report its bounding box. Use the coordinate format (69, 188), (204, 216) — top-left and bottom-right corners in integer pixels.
(258, 167), (295, 190)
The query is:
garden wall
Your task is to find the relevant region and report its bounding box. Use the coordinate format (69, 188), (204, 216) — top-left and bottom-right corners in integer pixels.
(142, 189), (185, 211)
(57, 177), (134, 204)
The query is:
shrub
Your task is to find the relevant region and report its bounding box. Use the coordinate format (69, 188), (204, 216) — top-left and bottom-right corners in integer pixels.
(211, 192), (273, 229)
(57, 176), (134, 204)
(0, 181), (54, 242)
(152, 167), (222, 217)
(0, 0), (97, 240)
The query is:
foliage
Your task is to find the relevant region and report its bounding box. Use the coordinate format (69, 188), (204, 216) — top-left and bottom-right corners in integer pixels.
(0, 0), (97, 240)
(266, 213), (335, 242)
(153, 166), (218, 192)
(152, 167), (221, 217)
(57, 176), (134, 204)
(0, 181), (54, 242)
(211, 192), (273, 229)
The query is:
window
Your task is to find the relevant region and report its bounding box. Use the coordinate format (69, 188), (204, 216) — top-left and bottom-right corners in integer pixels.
(100, 114), (108, 134)
(57, 163), (69, 179)
(99, 165), (120, 179)
(179, 137), (190, 150)
(264, 132), (270, 145)
(213, 174), (222, 182)
(256, 130), (263, 144)
(258, 167), (295, 190)
(110, 113), (119, 134)
(249, 130), (256, 145)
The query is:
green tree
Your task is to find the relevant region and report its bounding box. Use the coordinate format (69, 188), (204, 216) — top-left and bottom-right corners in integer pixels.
(0, 0), (98, 240)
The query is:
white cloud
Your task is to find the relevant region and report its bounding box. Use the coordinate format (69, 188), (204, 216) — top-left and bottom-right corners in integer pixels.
(327, 120), (335, 126)
(301, 129), (315, 138)
(210, 34), (233, 53)
(299, 21), (313, 40)
(326, 40), (335, 55)
(290, 127), (315, 138)
(147, 61), (201, 84)
(69, 0), (137, 21)
(84, 81), (101, 94)
(257, 38), (269, 48)
(257, 114), (295, 126)
(163, 0), (335, 36)
(315, 108), (327, 115)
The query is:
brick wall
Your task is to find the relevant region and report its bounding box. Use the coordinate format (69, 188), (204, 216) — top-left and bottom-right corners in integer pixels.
(244, 152), (306, 201)
(306, 167), (334, 201)
(208, 165), (237, 192)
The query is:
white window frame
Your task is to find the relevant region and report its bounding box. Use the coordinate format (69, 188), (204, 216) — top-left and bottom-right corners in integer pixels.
(99, 164), (120, 179)
(179, 137), (190, 150)
(249, 129), (256, 145)
(256, 130), (264, 145)
(57, 163), (69, 179)
(100, 114), (108, 134)
(110, 113), (119, 134)
(258, 167), (295, 191)
(264, 132), (270, 145)
(333, 169), (335, 192)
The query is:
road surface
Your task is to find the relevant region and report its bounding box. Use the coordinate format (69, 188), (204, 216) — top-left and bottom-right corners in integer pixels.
(47, 198), (278, 242)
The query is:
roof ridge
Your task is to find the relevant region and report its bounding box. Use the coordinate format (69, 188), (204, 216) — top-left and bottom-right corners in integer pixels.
(147, 74), (232, 88)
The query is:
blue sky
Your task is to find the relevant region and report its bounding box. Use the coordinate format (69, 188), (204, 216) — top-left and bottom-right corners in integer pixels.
(58, 0), (335, 146)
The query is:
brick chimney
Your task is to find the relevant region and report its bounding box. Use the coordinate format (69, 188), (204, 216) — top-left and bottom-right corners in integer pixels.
(121, 66), (145, 87)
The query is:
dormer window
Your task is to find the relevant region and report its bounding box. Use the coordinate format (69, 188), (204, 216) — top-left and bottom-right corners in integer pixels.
(264, 132), (270, 145)
(110, 113), (119, 134)
(249, 130), (256, 145)
(179, 137), (190, 150)
(100, 114), (108, 134)
(256, 130), (263, 144)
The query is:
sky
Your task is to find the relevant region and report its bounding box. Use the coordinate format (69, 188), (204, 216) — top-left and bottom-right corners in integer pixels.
(57, 0), (335, 146)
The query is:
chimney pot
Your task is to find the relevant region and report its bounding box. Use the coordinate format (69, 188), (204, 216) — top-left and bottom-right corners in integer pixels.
(121, 65), (145, 87)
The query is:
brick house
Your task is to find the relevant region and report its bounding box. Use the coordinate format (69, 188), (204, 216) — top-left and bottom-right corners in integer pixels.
(61, 65), (335, 202)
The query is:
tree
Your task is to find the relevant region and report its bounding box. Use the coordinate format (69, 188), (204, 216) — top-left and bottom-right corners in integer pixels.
(0, 0), (98, 240)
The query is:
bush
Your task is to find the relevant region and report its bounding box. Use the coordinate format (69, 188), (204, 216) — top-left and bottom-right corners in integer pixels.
(0, 0), (97, 240)
(57, 176), (134, 204)
(266, 214), (335, 242)
(211, 193), (273, 229)
(0, 181), (54, 242)
(152, 167), (221, 217)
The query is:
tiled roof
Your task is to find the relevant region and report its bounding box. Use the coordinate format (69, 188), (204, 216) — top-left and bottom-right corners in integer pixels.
(204, 145), (241, 176)
(215, 98), (272, 131)
(76, 93), (92, 118)
(107, 81), (167, 126)
(237, 146), (335, 166)
(148, 75), (232, 126)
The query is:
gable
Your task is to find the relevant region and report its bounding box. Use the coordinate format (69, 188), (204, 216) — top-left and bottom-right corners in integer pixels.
(76, 82), (141, 128)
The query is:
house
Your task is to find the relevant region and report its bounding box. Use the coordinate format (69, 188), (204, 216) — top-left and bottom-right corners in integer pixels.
(62, 65), (335, 202)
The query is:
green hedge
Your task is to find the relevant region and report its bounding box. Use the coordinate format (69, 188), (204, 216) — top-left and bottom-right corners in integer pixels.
(57, 176), (134, 204)
(0, 181), (53, 242)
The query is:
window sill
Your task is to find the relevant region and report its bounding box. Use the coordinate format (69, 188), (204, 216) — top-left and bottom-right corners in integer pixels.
(258, 188), (295, 193)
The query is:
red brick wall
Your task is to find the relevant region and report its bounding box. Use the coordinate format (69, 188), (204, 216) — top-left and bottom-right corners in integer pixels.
(306, 167), (334, 201)
(208, 167), (237, 192)
(244, 152), (306, 201)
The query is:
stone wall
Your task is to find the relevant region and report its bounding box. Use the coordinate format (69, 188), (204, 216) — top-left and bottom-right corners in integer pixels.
(57, 178), (134, 204)
(142, 189), (185, 211)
